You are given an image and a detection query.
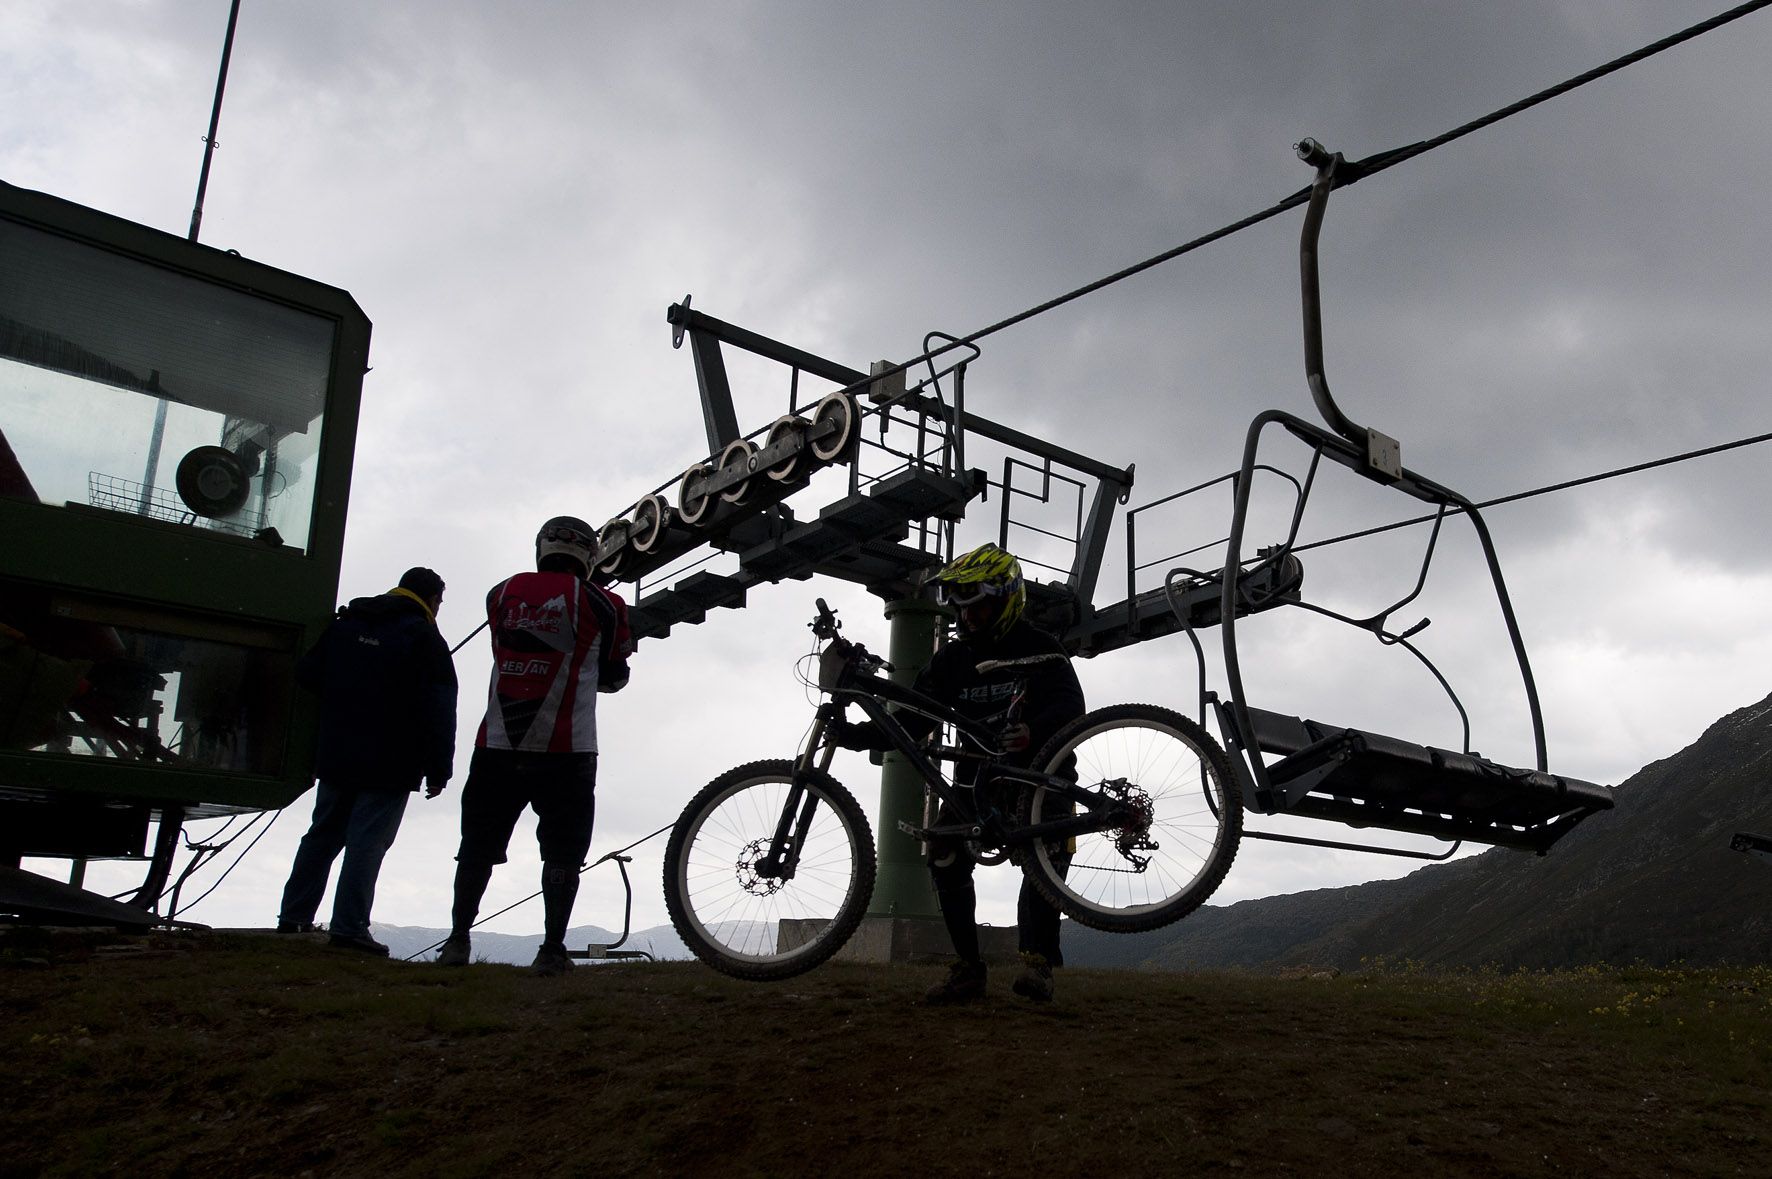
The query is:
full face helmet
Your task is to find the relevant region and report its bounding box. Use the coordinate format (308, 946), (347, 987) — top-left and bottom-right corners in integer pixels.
(535, 516), (598, 577)
(931, 543), (1026, 641)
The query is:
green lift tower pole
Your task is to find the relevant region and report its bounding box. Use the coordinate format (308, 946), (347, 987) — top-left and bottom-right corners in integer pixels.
(866, 595), (947, 918)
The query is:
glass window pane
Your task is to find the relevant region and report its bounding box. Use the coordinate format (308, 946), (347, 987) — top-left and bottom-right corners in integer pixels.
(0, 217), (338, 550)
(0, 579), (297, 777)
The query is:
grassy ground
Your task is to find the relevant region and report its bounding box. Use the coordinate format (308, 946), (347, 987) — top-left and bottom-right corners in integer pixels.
(2, 929), (1768, 1178)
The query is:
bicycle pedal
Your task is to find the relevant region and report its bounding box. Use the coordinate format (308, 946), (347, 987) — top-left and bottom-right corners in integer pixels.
(896, 820), (935, 840)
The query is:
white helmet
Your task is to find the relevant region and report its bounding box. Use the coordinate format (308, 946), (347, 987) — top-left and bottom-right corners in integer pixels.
(536, 515), (597, 575)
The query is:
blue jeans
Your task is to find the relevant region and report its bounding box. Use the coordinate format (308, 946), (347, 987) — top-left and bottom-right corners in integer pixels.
(278, 782), (410, 937)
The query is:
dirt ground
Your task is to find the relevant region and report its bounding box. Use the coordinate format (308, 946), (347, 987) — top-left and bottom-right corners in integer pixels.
(3, 930), (1768, 1177)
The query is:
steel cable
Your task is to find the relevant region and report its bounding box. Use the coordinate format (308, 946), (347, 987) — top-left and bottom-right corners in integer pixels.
(876, 1), (1772, 383)
(1292, 427), (1772, 556)
(400, 819), (678, 961)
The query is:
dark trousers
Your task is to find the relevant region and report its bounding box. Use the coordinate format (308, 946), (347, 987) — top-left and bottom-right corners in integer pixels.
(929, 852), (1065, 967)
(926, 781), (1067, 966)
(278, 781), (410, 937)
(451, 748), (598, 946)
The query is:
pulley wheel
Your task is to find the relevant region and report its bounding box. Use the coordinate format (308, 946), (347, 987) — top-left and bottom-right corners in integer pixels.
(596, 518), (629, 578)
(808, 391), (857, 463)
(629, 493), (672, 553)
(717, 439), (757, 504)
(677, 461), (714, 526)
(764, 414), (810, 482)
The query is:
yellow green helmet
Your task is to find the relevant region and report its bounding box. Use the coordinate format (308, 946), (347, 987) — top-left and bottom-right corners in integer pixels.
(932, 543), (1026, 640)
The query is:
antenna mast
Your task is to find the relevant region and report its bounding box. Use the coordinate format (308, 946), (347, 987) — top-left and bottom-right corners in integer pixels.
(187, 0), (242, 244)
(144, 0), (242, 509)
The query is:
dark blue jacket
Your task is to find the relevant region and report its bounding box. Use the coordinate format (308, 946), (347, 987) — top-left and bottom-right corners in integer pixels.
(297, 590), (457, 791)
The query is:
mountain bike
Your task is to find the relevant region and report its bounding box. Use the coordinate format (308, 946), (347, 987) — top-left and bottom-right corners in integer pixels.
(662, 599), (1242, 980)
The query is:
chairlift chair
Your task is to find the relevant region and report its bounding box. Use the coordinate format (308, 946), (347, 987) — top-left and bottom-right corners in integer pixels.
(1198, 140), (1613, 857)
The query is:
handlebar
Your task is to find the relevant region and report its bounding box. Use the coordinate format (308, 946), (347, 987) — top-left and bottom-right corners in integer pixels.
(812, 597), (840, 640)
(809, 600), (893, 677)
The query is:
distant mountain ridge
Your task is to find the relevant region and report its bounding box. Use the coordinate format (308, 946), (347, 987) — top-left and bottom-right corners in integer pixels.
(1068, 692), (1772, 971)
(370, 694), (1772, 972)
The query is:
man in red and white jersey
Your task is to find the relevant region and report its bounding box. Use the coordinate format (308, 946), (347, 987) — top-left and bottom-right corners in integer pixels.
(437, 516), (634, 975)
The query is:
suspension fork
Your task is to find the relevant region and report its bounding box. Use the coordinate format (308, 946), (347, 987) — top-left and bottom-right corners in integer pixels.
(757, 707), (842, 881)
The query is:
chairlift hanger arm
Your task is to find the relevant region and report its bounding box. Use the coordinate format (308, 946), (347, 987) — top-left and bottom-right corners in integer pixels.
(1295, 139), (1402, 483)
(1296, 140), (1362, 446)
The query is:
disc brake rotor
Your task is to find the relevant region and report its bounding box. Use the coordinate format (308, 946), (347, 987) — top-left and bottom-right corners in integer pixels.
(735, 838), (785, 897)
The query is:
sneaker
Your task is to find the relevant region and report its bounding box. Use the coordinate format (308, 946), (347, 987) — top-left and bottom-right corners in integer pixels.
(530, 942), (574, 977)
(1012, 951), (1054, 1003)
(327, 931), (390, 956)
(436, 935), (471, 967)
(923, 959), (987, 1006)
(275, 920), (318, 933)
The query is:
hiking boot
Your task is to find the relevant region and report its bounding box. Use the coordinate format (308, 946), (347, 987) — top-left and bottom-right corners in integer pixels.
(924, 959), (987, 1006)
(436, 935), (471, 966)
(530, 942), (574, 977)
(1012, 951), (1055, 1003)
(327, 931), (390, 956)
(275, 920), (318, 933)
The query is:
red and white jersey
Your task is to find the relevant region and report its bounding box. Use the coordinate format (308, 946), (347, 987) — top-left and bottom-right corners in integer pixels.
(474, 571), (633, 754)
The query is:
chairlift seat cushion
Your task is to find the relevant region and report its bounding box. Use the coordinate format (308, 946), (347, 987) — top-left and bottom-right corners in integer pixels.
(1239, 706), (1613, 852)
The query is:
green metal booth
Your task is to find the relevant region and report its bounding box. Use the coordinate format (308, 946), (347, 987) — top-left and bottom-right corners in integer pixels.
(0, 179), (370, 908)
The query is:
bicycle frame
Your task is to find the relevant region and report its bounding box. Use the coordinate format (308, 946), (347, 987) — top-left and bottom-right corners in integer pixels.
(752, 617), (1129, 883)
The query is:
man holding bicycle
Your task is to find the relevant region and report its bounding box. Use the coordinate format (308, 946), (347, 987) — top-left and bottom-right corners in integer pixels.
(839, 543), (1084, 1004)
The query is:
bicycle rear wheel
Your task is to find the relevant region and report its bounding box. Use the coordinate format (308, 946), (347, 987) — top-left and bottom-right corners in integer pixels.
(1020, 703), (1242, 933)
(663, 759), (876, 981)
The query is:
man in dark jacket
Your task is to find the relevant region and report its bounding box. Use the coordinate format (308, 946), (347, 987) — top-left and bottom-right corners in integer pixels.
(276, 567), (457, 954)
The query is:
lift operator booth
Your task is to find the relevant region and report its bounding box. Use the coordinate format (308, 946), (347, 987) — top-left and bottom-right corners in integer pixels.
(0, 179), (370, 910)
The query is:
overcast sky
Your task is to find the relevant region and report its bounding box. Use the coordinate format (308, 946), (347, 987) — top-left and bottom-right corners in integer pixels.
(8, 1), (1772, 942)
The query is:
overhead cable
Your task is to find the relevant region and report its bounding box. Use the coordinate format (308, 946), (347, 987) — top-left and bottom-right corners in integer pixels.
(883, 0), (1772, 382)
(166, 808), (282, 920)
(400, 819), (677, 961)
(1294, 426), (1772, 556)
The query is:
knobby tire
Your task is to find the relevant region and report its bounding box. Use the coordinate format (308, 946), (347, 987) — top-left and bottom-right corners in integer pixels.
(663, 759), (876, 981)
(1020, 703), (1242, 933)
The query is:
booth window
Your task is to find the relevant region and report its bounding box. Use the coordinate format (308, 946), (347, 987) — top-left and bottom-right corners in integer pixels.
(0, 578), (296, 777)
(0, 217), (337, 552)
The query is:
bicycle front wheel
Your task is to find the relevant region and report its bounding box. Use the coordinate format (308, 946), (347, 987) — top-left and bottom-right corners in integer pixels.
(1021, 703), (1242, 933)
(663, 759), (876, 981)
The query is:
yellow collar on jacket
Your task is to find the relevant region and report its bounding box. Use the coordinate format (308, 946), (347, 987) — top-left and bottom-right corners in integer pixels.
(387, 586), (437, 625)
